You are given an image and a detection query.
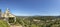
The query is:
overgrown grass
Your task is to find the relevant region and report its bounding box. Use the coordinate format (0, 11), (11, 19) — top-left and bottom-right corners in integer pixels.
(0, 20), (10, 27)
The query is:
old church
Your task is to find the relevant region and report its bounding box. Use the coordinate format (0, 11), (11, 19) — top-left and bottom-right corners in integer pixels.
(0, 8), (16, 24)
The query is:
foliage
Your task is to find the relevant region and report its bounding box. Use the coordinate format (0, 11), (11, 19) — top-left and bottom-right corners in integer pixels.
(16, 16), (60, 27)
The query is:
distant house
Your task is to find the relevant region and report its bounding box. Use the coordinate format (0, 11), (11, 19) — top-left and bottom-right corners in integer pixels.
(0, 8), (16, 24)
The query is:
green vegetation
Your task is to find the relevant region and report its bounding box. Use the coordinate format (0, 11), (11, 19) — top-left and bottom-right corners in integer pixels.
(16, 16), (60, 27)
(8, 17), (15, 23)
(0, 20), (10, 27)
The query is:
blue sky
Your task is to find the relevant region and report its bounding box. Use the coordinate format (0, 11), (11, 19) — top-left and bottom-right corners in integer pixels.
(0, 0), (60, 16)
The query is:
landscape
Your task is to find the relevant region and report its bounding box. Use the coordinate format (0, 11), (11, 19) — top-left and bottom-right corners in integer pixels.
(1, 16), (60, 27)
(0, 0), (60, 27)
(4, 16), (60, 27)
(14, 16), (60, 27)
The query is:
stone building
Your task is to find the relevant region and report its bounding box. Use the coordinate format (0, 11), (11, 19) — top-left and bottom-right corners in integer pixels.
(0, 8), (16, 23)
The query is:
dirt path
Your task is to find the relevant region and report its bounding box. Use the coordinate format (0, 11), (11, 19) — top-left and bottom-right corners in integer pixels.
(10, 25), (22, 27)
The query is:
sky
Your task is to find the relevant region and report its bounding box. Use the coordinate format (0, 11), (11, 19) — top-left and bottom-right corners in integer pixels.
(0, 0), (60, 16)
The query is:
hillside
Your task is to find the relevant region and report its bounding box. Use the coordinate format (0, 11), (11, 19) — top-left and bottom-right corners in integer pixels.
(16, 16), (60, 27)
(0, 20), (10, 27)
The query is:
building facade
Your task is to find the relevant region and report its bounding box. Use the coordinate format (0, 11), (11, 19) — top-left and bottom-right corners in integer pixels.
(0, 8), (16, 23)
